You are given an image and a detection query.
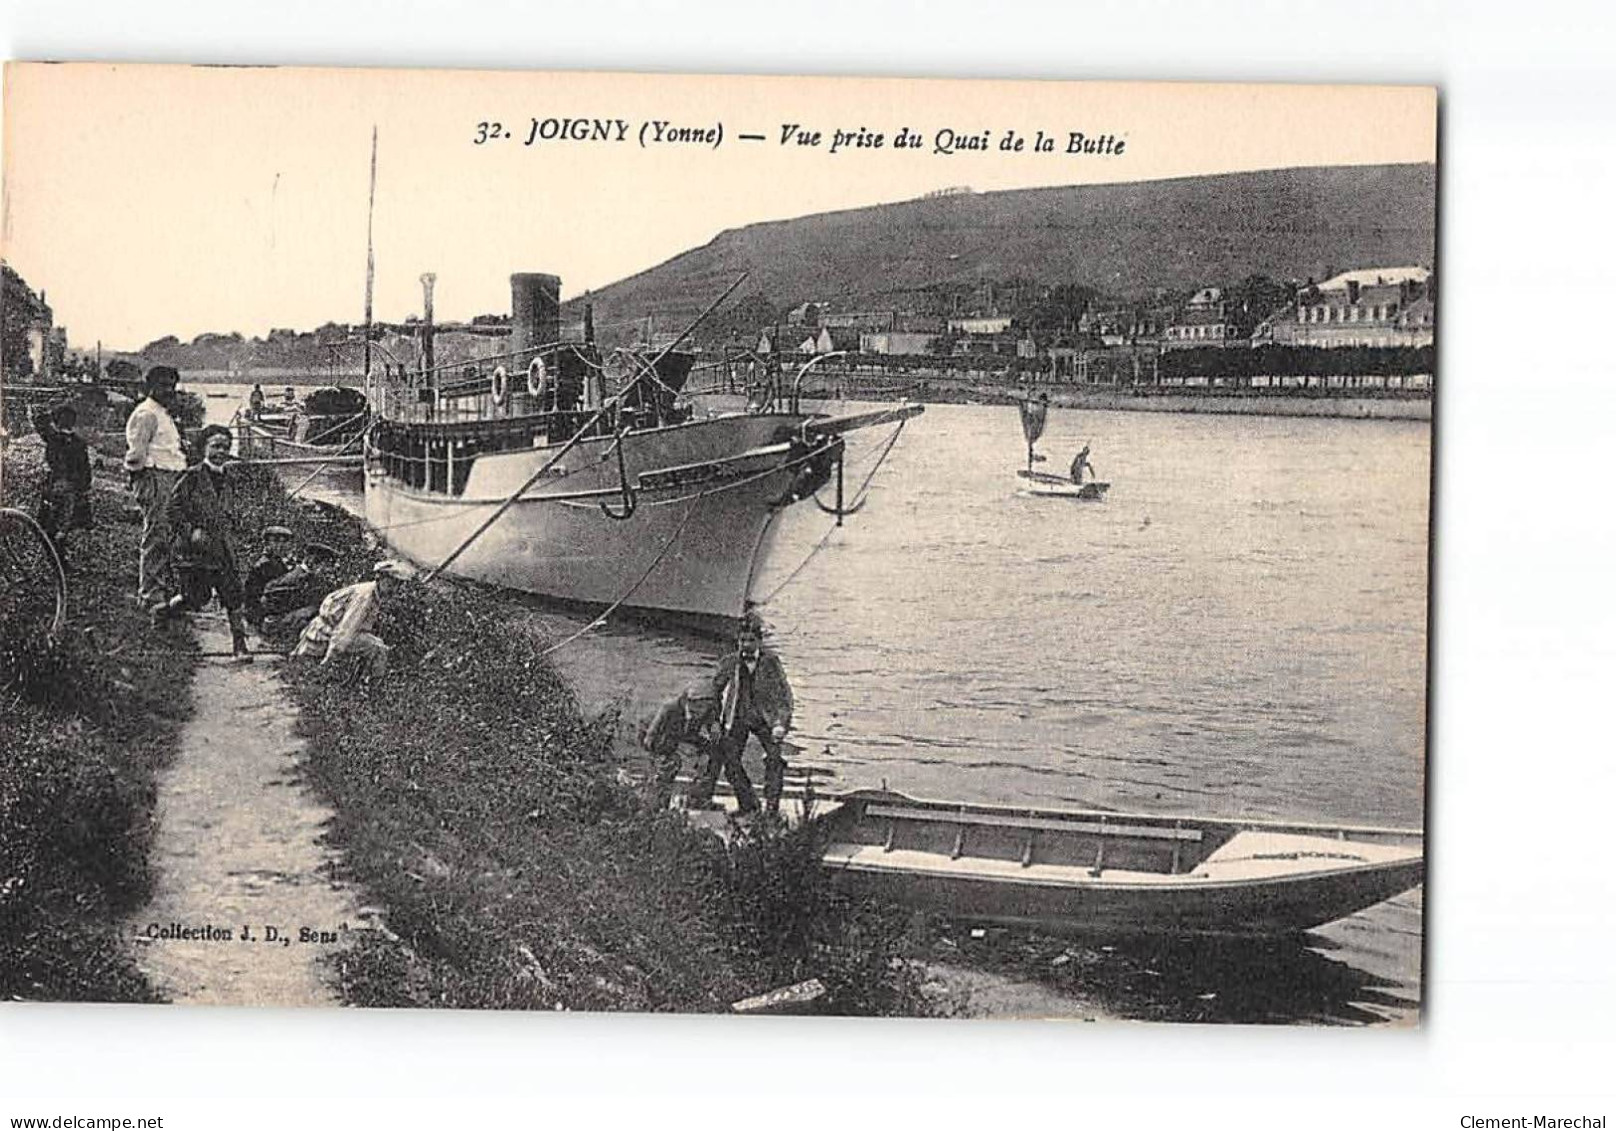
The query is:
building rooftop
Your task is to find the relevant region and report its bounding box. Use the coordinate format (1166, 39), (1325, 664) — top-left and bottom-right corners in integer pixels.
(1319, 266), (1430, 291)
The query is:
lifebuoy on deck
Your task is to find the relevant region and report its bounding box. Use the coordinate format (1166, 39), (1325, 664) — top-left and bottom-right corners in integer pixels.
(527, 356), (549, 399)
(491, 365), (510, 406)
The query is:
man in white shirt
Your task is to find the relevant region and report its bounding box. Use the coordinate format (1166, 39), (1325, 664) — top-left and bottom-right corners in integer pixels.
(124, 365), (188, 609)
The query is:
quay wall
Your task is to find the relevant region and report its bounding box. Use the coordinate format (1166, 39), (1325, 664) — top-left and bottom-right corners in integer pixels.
(1038, 388), (1432, 421)
(802, 378), (1434, 421)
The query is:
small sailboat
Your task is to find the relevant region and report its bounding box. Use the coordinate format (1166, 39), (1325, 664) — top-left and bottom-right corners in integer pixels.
(1015, 395), (1109, 500)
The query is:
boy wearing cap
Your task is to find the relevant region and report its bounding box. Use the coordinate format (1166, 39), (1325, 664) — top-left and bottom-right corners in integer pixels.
(292, 559), (415, 680)
(243, 525), (294, 629)
(259, 541), (338, 640)
(153, 423), (253, 660)
(642, 679), (720, 813)
(29, 403), (93, 557)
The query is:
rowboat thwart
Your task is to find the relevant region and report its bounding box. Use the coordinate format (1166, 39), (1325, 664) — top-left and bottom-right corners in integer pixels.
(815, 790), (1423, 938)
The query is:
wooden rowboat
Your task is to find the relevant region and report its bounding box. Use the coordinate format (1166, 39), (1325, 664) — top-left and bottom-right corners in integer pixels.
(815, 790), (1423, 938)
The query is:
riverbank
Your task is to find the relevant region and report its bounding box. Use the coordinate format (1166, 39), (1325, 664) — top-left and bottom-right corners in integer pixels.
(1, 432), (1411, 1021)
(1, 441), (196, 1002)
(229, 465), (926, 1014)
(0, 432), (923, 1012)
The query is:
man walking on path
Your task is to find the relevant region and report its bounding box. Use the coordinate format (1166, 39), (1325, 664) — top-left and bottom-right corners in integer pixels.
(125, 365), (187, 609)
(688, 612), (795, 817)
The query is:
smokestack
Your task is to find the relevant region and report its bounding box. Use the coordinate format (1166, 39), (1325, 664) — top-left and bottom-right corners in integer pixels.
(511, 273), (562, 360)
(420, 273), (437, 382)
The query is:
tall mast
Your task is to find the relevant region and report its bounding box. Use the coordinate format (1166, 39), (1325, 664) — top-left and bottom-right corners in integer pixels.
(363, 126), (378, 384)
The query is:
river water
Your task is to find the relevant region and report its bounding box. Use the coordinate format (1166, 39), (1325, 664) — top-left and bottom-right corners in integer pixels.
(206, 388), (1429, 1023)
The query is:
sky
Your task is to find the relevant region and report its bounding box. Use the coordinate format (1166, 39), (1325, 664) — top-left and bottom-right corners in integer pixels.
(6, 0), (1616, 1120)
(3, 65), (1434, 351)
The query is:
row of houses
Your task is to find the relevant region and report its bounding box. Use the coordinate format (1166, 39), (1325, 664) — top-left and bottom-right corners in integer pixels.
(767, 266), (1434, 362)
(1166, 268), (1434, 351)
(1258, 267), (1434, 350)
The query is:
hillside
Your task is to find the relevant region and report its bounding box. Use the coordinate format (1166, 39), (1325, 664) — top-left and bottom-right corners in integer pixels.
(564, 163), (1435, 339)
(97, 163), (1435, 374)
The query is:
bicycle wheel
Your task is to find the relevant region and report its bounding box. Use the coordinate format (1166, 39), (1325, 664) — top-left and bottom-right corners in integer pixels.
(0, 506), (68, 648)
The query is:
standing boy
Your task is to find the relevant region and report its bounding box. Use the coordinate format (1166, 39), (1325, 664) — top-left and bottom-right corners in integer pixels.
(30, 403), (93, 558)
(152, 424), (253, 661)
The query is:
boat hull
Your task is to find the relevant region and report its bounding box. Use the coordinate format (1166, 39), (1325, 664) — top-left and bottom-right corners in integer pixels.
(821, 847), (1423, 937)
(818, 791), (1423, 938)
(1016, 470), (1109, 500)
(365, 413), (813, 628)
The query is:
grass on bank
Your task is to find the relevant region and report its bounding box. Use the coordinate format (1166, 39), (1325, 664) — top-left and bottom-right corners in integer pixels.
(231, 465), (926, 1015)
(1, 442), (196, 1002)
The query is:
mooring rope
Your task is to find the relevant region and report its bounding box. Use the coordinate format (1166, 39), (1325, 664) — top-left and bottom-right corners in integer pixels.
(532, 484), (710, 659)
(752, 418), (909, 608)
(280, 419), (376, 500)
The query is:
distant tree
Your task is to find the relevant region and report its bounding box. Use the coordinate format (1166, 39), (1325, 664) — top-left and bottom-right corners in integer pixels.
(170, 391), (207, 432)
(1023, 282), (1100, 332)
(105, 358), (143, 383)
(2, 265), (46, 380)
(142, 335), (182, 357)
(702, 293), (779, 345)
(1228, 275), (1295, 327)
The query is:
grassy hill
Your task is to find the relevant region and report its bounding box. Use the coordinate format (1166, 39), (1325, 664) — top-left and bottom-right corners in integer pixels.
(565, 163), (1435, 340)
(100, 163), (1434, 373)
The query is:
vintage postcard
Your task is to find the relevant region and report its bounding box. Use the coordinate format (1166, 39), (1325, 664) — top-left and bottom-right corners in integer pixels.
(1, 64), (1433, 1023)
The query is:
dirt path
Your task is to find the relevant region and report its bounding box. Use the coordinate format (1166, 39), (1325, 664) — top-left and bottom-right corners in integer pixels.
(128, 616), (370, 1006)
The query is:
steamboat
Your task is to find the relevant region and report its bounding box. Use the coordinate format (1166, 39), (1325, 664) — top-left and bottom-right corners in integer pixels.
(364, 273), (920, 631)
